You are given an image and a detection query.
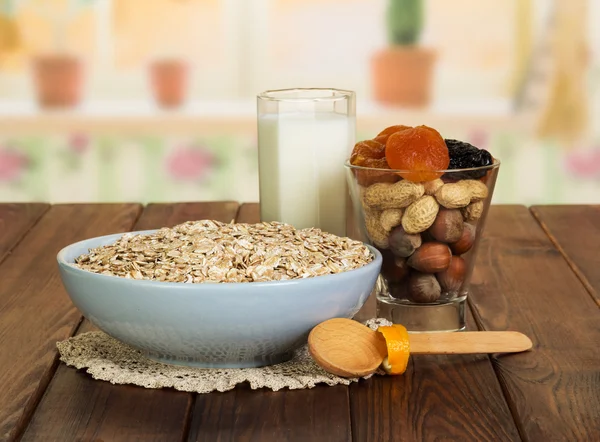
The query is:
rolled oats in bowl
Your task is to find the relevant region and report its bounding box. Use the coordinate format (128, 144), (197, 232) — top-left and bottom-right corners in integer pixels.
(58, 220), (382, 367)
(73, 220), (374, 283)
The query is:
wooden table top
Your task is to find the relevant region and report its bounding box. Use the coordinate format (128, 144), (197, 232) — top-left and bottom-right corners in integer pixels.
(0, 202), (598, 442)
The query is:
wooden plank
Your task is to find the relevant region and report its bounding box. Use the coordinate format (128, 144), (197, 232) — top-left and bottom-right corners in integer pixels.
(0, 203), (49, 264)
(135, 201), (240, 229)
(21, 202), (240, 442)
(188, 202), (353, 442)
(469, 205), (600, 441)
(189, 384), (351, 442)
(346, 205), (521, 441)
(0, 204), (142, 442)
(235, 202), (259, 224)
(349, 309), (521, 442)
(530, 205), (600, 306)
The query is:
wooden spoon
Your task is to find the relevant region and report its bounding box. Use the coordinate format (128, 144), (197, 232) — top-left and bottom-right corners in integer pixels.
(308, 318), (533, 378)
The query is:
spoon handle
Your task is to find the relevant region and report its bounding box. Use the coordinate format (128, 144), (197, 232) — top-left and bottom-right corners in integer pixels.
(408, 331), (533, 354)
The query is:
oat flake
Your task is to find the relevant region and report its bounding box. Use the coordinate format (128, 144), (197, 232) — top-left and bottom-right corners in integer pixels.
(74, 220), (373, 283)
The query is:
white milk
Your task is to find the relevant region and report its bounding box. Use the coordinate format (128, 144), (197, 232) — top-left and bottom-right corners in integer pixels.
(258, 112), (355, 237)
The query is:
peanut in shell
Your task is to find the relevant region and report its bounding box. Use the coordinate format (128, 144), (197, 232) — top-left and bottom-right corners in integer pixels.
(434, 182), (471, 209)
(363, 180), (424, 210)
(402, 195), (440, 234)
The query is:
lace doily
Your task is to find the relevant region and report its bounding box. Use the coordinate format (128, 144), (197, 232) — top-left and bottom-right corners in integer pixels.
(57, 318), (392, 394)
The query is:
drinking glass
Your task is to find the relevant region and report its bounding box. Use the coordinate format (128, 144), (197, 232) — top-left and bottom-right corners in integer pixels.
(345, 160), (500, 332)
(257, 88), (355, 237)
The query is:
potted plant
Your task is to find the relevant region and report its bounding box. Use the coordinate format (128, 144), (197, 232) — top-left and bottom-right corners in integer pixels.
(27, 0), (97, 108)
(371, 0), (436, 107)
(0, 2), (23, 56)
(148, 58), (190, 109)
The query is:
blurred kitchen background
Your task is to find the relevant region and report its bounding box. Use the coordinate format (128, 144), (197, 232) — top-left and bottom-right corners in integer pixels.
(0, 0), (598, 205)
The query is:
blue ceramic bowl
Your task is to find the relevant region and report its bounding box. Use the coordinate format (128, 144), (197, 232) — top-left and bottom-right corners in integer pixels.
(57, 230), (382, 368)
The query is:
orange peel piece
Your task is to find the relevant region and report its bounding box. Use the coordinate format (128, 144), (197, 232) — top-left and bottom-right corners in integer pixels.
(377, 324), (411, 375)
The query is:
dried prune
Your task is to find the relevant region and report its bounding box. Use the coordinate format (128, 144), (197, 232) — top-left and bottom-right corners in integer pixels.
(445, 139), (493, 179)
(385, 125), (450, 182)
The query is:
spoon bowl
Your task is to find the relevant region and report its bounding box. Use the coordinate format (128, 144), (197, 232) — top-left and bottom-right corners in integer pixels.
(308, 318), (387, 377)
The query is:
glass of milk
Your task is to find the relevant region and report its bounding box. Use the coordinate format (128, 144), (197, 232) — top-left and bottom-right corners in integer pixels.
(257, 88), (356, 237)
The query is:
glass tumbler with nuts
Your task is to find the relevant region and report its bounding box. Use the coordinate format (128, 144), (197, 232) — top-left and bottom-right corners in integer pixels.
(345, 125), (500, 332)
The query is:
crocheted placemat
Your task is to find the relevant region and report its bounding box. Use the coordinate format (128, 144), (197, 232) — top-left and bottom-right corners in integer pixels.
(56, 318), (391, 393)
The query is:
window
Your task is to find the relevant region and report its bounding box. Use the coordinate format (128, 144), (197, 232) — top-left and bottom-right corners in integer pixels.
(0, 0), (529, 104)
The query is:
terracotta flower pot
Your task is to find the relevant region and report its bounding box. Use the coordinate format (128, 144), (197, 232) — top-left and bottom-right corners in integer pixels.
(371, 46), (436, 107)
(149, 60), (189, 108)
(33, 55), (83, 108)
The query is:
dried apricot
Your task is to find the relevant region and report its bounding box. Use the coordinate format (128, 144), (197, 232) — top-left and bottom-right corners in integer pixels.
(385, 125), (449, 182)
(350, 139), (386, 164)
(350, 139), (396, 186)
(374, 125), (412, 144)
(352, 158), (397, 186)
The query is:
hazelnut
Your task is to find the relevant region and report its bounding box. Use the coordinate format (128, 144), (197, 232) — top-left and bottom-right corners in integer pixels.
(408, 272), (441, 303)
(436, 256), (466, 292)
(449, 223), (476, 255)
(389, 281), (410, 299)
(389, 225), (422, 258)
(407, 242), (452, 273)
(381, 251), (410, 283)
(428, 209), (464, 243)
(420, 230), (436, 243)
